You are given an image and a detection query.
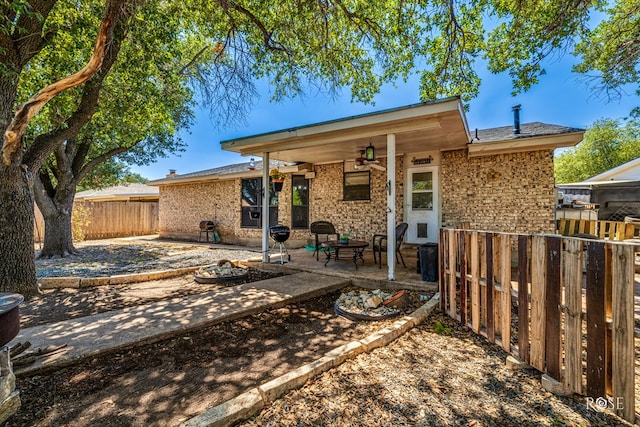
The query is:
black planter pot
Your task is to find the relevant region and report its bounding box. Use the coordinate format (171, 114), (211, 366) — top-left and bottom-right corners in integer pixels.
(272, 181), (284, 192)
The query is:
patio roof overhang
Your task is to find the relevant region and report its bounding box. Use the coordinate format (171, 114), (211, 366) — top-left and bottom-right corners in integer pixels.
(221, 97), (470, 163)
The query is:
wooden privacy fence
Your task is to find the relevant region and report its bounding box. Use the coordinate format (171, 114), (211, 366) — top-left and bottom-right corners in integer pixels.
(439, 228), (636, 423)
(34, 201), (159, 241)
(557, 218), (640, 240)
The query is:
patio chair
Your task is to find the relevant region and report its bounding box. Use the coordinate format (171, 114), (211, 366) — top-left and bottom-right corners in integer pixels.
(310, 221), (340, 261)
(372, 222), (408, 269)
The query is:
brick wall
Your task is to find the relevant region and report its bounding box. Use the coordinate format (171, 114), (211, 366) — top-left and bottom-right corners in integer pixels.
(310, 158), (404, 242)
(440, 149), (556, 234)
(159, 180), (238, 241)
(159, 149), (555, 245)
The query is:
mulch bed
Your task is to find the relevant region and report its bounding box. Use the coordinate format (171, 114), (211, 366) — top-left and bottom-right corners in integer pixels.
(12, 290), (421, 427)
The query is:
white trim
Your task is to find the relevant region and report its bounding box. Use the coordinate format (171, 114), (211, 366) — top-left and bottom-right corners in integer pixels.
(467, 132), (583, 157)
(262, 152), (270, 263)
(387, 134), (396, 281)
(585, 157), (640, 182)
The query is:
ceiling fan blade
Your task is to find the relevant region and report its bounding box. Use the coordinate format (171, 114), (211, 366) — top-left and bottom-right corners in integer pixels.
(369, 163), (386, 171)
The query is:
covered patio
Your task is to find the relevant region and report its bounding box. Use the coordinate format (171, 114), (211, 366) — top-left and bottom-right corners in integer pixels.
(256, 244), (435, 292)
(222, 97), (470, 281)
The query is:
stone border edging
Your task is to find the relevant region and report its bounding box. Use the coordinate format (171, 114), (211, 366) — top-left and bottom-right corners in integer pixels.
(38, 261), (251, 289)
(179, 293), (441, 427)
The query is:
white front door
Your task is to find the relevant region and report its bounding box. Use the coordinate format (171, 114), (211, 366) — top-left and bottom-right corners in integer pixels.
(405, 166), (439, 243)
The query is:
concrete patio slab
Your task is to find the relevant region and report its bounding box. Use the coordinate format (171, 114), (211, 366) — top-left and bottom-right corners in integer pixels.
(11, 272), (349, 375)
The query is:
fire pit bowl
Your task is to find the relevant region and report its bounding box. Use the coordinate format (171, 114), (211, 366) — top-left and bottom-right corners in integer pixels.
(194, 260), (249, 284)
(0, 292), (24, 347)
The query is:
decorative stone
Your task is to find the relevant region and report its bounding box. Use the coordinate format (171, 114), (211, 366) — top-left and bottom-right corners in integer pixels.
(364, 296), (383, 309)
(335, 289), (401, 319)
(506, 355), (527, 371)
(541, 374), (572, 396)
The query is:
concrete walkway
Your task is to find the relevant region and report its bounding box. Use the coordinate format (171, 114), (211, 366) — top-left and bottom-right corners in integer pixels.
(12, 272), (349, 375)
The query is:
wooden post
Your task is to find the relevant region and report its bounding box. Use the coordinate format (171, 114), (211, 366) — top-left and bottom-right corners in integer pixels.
(459, 230), (467, 326)
(563, 238), (583, 394)
(611, 244), (635, 422)
(448, 229), (457, 317)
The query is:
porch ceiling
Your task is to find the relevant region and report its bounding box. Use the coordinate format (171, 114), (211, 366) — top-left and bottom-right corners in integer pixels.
(221, 98), (470, 164)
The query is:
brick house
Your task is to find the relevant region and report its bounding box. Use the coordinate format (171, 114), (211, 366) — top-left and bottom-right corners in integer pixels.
(149, 97), (583, 278)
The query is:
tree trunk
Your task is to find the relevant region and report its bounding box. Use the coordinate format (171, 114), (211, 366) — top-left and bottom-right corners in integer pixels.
(39, 206), (75, 258)
(0, 164), (38, 299)
(34, 173), (77, 258)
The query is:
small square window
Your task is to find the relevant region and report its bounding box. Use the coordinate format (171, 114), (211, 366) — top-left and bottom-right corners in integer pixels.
(344, 171), (370, 201)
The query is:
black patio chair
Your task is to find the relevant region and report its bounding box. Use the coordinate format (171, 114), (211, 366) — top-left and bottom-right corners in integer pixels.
(310, 221), (340, 261)
(372, 222), (408, 269)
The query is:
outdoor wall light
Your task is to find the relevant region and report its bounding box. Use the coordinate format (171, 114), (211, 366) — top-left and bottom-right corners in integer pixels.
(249, 157), (255, 170)
(365, 143), (375, 162)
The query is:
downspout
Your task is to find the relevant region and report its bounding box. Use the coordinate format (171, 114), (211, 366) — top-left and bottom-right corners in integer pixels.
(262, 152), (270, 263)
(387, 134), (396, 281)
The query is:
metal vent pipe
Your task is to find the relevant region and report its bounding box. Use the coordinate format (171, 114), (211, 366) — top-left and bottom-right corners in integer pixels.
(512, 104), (521, 135)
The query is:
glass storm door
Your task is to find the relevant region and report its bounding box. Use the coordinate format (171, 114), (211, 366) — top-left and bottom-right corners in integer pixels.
(405, 166), (439, 243)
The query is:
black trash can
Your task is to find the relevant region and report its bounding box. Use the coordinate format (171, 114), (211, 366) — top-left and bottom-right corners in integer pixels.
(418, 243), (438, 282)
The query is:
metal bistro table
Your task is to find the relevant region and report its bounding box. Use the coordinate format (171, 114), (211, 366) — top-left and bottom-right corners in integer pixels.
(320, 239), (369, 269)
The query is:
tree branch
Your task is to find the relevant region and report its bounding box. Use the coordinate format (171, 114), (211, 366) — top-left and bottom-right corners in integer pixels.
(2, 0), (126, 166)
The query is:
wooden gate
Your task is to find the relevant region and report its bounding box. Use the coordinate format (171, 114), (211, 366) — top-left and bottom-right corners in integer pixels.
(439, 228), (636, 423)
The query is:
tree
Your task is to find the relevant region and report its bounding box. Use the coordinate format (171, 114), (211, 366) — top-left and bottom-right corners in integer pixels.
(483, 0), (640, 108)
(554, 118), (640, 183)
(0, 0), (131, 298)
(26, 0), (193, 257)
(3, 0), (640, 298)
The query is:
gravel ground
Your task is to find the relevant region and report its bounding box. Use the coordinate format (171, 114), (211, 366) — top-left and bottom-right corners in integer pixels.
(240, 313), (633, 427)
(35, 240), (259, 278)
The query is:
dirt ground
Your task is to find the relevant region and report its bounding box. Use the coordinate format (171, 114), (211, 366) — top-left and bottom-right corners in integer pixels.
(6, 240), (637, 426)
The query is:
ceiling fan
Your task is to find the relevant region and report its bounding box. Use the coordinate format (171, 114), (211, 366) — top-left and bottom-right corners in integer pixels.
(353, 149), (385, 171)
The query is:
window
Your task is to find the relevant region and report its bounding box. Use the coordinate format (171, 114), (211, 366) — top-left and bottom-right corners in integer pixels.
(241, 178), (278, 227)
(343, 171), (370, 201)
(291, 175), (309, 228)
(411, 172), (433, 210)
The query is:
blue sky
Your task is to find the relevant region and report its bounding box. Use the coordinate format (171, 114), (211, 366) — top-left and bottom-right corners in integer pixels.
(133, 53), (639, 180)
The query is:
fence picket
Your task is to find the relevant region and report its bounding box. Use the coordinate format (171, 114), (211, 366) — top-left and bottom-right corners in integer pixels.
(585, 241), (606, 398)
(470, 232), (480, 333)
(611, 244), (635, 422)
(517, 235), (530, 364)
(530, 236), (547, 372)
(563, 239), (583, 394)
(500, 234), (511, 352)
(545, 236), (562, 380)
(485, 233), (495, 343)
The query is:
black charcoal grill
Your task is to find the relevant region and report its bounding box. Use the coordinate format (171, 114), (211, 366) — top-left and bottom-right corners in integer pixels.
(269, 224), (291, 264)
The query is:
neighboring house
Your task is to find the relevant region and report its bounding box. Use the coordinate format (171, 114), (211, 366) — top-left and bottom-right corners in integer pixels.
(74, 183), (159, 202)
(34, 183), (160, 242)
(557, 157), (640, 221)
(149, 97), (583, 275)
